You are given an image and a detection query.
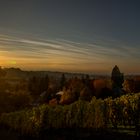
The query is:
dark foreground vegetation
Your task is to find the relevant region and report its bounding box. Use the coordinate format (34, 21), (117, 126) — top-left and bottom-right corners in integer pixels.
(0, 66), (140, 139)
(0, 126), (138, 140)
(0, 93), (140, 139)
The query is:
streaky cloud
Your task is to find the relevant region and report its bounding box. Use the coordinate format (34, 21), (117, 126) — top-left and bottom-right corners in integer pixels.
(0, 34), (140, 73)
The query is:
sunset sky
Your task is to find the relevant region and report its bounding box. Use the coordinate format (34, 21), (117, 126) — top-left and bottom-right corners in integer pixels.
(0, 0), (140, 74)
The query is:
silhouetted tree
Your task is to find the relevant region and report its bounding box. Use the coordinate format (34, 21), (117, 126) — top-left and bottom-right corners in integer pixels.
(39, 74), (49, 93)
(60, 73), (66, 90)
(28, 76), (39, 97)
(82, 74), (90, 86)
(111, 65), (124, 97)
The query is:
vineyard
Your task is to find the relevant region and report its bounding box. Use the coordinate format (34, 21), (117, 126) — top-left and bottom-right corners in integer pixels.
(0, 93), (140, 138)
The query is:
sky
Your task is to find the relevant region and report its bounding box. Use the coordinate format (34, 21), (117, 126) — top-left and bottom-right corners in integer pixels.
(0, 0), (140, 74)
